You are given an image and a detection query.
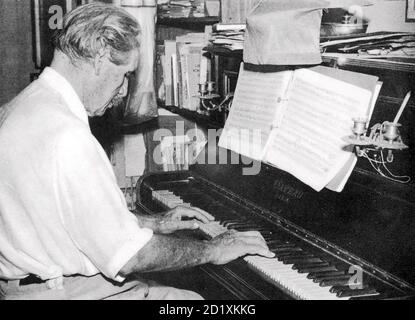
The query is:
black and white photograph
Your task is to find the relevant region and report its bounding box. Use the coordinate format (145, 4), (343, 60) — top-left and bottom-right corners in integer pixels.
(0, 0), (415, 307)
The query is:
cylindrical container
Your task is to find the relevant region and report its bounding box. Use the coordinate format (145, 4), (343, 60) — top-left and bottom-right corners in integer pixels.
(114, 0), (158, 124)
(383, 122), (401, 142)
(352, 118), (368, 137)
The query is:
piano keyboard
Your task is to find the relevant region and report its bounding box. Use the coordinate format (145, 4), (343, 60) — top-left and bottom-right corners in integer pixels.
(152, 189), (381, 300)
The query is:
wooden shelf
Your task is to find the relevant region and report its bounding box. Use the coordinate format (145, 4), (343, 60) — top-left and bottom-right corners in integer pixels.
(206, 45), (243, 58)
(158, 16), (219, 28)
(162, 105), (224, 129)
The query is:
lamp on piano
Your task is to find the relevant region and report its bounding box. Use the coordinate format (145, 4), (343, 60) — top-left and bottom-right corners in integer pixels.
(343, 91), (411, 183)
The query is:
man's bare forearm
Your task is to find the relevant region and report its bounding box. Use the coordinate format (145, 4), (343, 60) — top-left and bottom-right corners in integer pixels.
(119, 234), (214, 276)
(119, 229), (275, 278)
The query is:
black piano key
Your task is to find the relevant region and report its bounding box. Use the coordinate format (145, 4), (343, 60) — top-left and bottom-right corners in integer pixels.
(223, 221), (252, 228)
(268, 244), (296, 252)
(231, 225), (262, 232)
(218, 218), (240, 228)
(220, 219), (237, 225)
(269, 243), (297, 251)
(336, 288), (379, 298)
(308, 257), (349, 271)
(297, 265), (338, 273)
(318, 275), (353, 287)
(307, 270), (346, 280)
(349, 293), (387, 300)
(282, 256), (321, 265)
(292, 261), (330, 270)
(330, 284), (368, 294)
(274, 249), (305, 256)
(316, 255), (341, 263)
(277, 252), (313, 259)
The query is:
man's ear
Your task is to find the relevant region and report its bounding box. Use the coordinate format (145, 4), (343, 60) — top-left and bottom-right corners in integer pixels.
(92, 49), (108, 76)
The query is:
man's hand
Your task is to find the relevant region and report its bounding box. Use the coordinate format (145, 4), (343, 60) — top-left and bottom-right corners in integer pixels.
(207, 230), (275, 265)
(154, 205), (215, 234)
(120, 224), (274, 276)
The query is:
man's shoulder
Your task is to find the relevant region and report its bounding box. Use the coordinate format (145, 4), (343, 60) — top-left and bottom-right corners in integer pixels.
(2, 80), (85, 131)
(4, 79), (61, 108)
(0, 80), (92, 153)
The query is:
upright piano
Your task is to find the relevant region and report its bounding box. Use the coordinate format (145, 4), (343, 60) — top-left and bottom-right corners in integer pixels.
(137, 143), (415, 300)
(134, 50), (415, 300)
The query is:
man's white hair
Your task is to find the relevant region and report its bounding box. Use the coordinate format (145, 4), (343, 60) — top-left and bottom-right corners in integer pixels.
(52, 2), (140, 65)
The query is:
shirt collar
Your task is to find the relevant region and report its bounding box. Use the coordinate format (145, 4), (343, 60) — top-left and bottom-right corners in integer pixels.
(39, 67), (89, 125)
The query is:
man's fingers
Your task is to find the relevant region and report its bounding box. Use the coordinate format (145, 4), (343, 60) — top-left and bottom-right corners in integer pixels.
(160, 220), (199, 233)
(191, 207), (215, 221)
(174, 206), (214, 223)
(232, 231), (268, 245)
(236, 235), (268, 248)
(243, 245), (275, 258)
(228, 232), (273, 257)
(233, 230), (263, 238)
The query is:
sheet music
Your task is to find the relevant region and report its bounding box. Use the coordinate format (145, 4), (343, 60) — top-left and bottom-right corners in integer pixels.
(263, 68), (373, 191)
(369, 82), (382, 120)
(219, 64), (292, 160)
(325, 151), (357, 192)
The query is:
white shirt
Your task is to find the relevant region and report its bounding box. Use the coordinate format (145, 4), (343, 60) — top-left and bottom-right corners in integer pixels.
(0, 67), (153, 282)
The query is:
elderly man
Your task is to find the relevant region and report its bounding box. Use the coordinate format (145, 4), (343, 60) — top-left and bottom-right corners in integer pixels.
(0, 3), (273, 300)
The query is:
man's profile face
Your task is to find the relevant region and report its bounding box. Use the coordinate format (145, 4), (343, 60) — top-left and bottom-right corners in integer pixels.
(85, 50), (139, 117)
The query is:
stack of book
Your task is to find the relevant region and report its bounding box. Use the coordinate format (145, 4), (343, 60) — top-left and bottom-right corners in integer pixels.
(209, 23), (246, 51)
(158, 0), (207, 19)
(165, 1), (193, 18)
(157, 27), (212, 111)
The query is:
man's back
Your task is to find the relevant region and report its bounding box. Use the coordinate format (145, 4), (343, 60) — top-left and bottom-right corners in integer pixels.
(0, 69), (152, 283)
(0, 73), (93, 280)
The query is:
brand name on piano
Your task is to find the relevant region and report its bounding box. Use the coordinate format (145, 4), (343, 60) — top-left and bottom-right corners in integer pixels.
(273, 180), (304, 202)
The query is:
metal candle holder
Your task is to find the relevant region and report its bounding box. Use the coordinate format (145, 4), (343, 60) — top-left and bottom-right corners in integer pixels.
(343, 92), (411, 163)
(197, 81), (232, 112)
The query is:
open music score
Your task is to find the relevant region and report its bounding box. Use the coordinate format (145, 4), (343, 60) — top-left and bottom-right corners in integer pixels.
(219, 64), (381, 192)
(151, 189), (381, 300)
(218, 64), (291, 160)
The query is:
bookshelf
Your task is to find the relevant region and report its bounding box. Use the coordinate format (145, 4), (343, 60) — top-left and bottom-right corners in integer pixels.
(156, 3), (219, 40)
(158, 16), (219, 29)
(155, 5), (223, 128)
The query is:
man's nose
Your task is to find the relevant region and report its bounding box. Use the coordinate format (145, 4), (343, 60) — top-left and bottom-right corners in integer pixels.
(118, 77), (129, 98)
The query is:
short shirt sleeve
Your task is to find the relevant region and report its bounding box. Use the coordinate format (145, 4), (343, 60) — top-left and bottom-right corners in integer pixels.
(55, 125), (153, 281)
